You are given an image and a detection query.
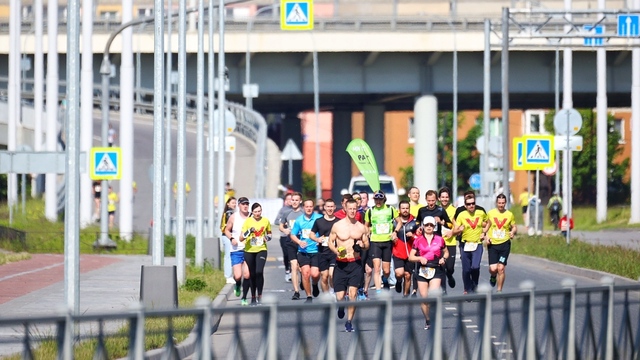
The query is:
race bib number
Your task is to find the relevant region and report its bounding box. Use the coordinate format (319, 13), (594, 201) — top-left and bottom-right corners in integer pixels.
(463, 242), (478, 252)
(251, 236), (264, 247)
(321, 236), (329, 247)
(288, 220), (295, 228)
(301, 229), (311, 239)
(492, 229), (506, 239)
(419, 266), (436, 280)
(375, 223), (390, 234)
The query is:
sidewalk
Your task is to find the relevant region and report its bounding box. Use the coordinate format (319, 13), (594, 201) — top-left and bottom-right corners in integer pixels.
(0, 254), (178, 357)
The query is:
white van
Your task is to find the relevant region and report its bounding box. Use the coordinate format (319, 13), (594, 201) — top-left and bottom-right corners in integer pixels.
(341, 175), (406, 208)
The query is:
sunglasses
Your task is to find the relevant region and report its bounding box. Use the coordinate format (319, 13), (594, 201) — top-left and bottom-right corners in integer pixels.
(465, 202), (475, 206)
(373, 193), (385, 199)
(424, 223), (435, 228)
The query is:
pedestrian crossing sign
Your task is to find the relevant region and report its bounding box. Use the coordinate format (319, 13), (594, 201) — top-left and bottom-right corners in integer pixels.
(90, 147), (121, 180)
(280, 0), (313, 30)
(512, 137), (526, 170)
(522, 135), (554, 169)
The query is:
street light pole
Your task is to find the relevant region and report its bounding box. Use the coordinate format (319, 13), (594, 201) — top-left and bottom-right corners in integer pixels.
(245, 4), (278, 109)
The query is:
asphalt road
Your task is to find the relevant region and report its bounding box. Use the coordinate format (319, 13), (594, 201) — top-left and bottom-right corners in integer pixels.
(92, 111), (257, 232)
(205, 229), (638, 359)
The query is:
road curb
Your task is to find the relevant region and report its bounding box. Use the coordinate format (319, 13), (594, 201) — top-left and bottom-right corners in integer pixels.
(142, 283), (235, 360)
(511, 254), (639, 286)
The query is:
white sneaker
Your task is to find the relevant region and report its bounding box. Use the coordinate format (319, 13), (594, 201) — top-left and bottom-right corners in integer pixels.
(226, 277), (235, 284)
(285, 272), (292, 282)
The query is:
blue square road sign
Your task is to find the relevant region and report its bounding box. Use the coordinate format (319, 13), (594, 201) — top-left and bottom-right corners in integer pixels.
(617, 14), (639, 37)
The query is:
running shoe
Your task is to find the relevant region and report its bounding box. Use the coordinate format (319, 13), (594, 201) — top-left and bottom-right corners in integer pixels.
(291, 291), (300, 300)
(305, 296), (313, 304)
(234, 284), (241, 297)
(411, 291), (417, 298)
(345, 321), (354, 333)
(240, 299), (249, 306)
(285, 272), (292, 282)
(424, 320), (431, 330)
(356, 289), (366, 301)
(490, 276), (497, 287)
(447, 274), (456, 288)
(337, 307), (345, 319)
(312, 283), (320, 297)
(382, 277), (390, 290)
(250, 298), (257, 306)
(395, 279), (402, 293)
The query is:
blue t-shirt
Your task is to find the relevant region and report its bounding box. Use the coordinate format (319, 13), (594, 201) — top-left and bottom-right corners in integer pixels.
(291, 212), (323, 254)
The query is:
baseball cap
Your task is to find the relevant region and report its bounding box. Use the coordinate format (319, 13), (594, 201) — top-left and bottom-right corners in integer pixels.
(238, 197), (250, 205)
(422, 216), (437, 226)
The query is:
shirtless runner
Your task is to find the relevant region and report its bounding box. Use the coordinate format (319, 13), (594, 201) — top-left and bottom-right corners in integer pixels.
(328, 199), (369, 332)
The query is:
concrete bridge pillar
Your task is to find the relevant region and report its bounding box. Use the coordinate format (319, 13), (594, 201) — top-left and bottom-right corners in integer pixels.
(332, 110), (353, 200)
(363, 104), (385, 174)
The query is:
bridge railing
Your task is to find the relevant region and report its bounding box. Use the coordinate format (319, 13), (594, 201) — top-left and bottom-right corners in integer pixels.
(1, 278), (638, 359)
(0, 77), (268, 198)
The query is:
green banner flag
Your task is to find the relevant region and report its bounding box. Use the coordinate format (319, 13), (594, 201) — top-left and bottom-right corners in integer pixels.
(346, 138), (380, 192)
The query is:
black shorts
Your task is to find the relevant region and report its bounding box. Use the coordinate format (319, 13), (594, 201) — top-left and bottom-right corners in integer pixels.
(360, 248), (373, 269)
(522, 205), (528, 214)
(333, 260), (364, 293)
(370, 241), (393, 262)
(108, 210), (115, 216)
(287, 240), (299, 263)
(392, 256), (413, 272)
(318, 249), (335, 271)
(415, 264), (445, 283)
(297, 252), (319, 268)
(488, 241), (511, 265)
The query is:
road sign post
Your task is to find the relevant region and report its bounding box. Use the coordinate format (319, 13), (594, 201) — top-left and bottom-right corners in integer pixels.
(554, 109), (583, 245)
(281, 138), (303, 186)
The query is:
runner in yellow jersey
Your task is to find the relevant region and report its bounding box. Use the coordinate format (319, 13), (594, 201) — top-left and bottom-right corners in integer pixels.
(454, 191), (487, 294)
(518, 187), (531, 228)
(408, 186), (423, 217)
(484, 194), (516, 292)
(438, 186), (459, 291)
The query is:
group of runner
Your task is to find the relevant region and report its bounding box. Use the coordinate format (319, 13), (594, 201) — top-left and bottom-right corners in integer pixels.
(220, 186), (516, 332)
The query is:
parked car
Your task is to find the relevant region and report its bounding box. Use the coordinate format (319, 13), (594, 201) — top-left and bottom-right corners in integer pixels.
(341, 175), (405, 208)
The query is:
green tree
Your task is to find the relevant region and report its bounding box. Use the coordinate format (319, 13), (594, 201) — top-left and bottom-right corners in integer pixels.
(399, 112), (483, 193)
(301, 171), (317, 199)
(544, 109), (629, 205)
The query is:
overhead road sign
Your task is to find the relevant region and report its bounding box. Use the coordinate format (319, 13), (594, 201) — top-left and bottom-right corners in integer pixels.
(90, 147), (121, 180)
(617, 14), (639, 37)
(583, 25), (605, 46)
(280, 0), (313, 31)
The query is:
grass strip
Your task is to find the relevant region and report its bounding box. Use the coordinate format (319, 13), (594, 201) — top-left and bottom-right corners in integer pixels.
(512, 234), (640, 280)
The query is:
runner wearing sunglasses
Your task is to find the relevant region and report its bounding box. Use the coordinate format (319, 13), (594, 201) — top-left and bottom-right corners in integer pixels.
(454, 191), (488, 294)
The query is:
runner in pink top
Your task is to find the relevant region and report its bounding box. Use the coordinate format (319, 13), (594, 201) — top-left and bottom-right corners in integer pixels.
(409, 216), (450, 330)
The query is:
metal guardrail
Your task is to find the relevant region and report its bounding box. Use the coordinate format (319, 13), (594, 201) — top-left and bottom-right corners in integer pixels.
(0, 78), (268, 198)
(0, 278), (638, 359)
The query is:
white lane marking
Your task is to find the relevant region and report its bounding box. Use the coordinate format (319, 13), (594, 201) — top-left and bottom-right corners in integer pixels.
(0, 262), (63, 282)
